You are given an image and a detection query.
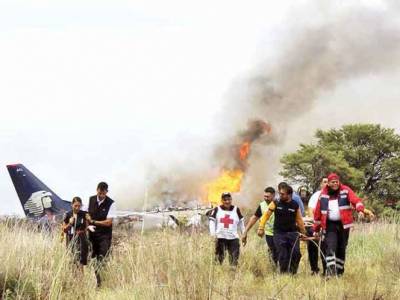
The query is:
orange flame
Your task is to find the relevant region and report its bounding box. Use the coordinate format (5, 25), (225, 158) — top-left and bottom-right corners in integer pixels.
(239, 142), (250, 161)
(205, 142), (253, 206)
(205, 169), (244, 207)
(203, 121), (272, 206)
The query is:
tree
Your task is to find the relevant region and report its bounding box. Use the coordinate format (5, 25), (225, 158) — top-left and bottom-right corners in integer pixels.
(280, 124), (400, 214)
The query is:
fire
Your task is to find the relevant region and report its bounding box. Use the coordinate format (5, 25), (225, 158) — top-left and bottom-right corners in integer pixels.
(205, 169), (244, 207)
(205, 141), (252, 206)
(204, 121), (272, 206)
(239, 142), (250, 160)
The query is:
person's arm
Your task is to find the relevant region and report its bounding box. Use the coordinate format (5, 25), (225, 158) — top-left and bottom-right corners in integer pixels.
(62, 214), (74, 233)
(209, 218), (216, 236)
(92, 202), (116, 227)
(236, 207), (245, 234)
(241, 215), (258, 246)
(243, 216), (259, 234)
(294, 194), (305, 217)
(257, 202), (276, 237)
(258, 202), (275, 229)
(313, 198), (322, 233)
(347, 188), (365, 212)
(208, 208), (217, 237)
(243, 206), (262, 235)
(238, 218), (245, 235)
(84, 212), (91, 228)
(295, 209), (306, 235)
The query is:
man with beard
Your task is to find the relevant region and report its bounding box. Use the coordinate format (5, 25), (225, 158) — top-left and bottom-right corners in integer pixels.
(313, 173), (366, 276)
(241, 187), (278, 266)
(277, 182), (305, 217)
(258, 184), (306, 274)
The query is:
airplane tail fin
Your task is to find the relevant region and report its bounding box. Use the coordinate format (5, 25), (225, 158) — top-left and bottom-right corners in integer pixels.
(7, 164), (70, 219)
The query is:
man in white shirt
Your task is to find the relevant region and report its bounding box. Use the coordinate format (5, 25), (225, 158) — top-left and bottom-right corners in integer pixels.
(87, 182), (116, 286)
(209, 192), (245, 266)
(308, 177), (328, 215)
(307, 177), (328, 275)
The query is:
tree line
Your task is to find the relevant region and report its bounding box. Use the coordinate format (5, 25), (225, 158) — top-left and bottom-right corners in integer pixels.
(280, 124), (400, 216)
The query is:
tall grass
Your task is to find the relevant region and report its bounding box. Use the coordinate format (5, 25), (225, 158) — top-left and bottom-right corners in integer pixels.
(1, 218), (400, 299)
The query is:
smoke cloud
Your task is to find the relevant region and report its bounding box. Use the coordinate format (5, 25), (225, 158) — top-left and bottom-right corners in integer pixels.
(121, 2), (400, 209)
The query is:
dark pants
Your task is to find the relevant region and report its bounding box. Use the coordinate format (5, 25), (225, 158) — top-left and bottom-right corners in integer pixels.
(265, 235), (278, 266)
(320, 239), (327, 276)
(89, 233), (112, 286)
(306, 227), (320, 273)
(215, 238), (240, 266)
(66, 232), (88, 265)
(324, 220), (350, 276)
(273, 232), (301, 274)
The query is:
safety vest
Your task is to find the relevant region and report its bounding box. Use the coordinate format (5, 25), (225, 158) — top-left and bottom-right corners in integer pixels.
(260, 201), (274, 236)
(215, 206), (241, 239)
(314, 185), (364, 231)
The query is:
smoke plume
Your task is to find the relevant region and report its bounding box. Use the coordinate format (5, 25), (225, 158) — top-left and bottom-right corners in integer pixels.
(126, 2), (400, 208)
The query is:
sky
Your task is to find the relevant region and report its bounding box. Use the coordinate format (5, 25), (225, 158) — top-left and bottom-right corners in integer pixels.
(1, 0), (399, 215)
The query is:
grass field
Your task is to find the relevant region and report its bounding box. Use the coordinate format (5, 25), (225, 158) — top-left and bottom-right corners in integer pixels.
(1, 219), (400, 299)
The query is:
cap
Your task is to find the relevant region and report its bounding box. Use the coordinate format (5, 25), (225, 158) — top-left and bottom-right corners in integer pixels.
(327, 173), (340, 182)
(221, 192), (232, 199)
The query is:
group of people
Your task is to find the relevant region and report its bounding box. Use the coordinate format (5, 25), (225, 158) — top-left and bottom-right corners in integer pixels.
(62, 182), (115, 286)
(62, 174), (373, 285)
(208, 173), (374, 277)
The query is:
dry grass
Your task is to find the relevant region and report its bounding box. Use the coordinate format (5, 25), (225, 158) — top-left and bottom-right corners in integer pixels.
(1, 219), (400, 299)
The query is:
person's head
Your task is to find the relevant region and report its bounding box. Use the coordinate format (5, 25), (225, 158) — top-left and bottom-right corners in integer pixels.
(263, 187), (275, 203)
(72, 197), (82, 213)
(327, 173), (340, 193)
(320, 177), (328, 190)
(298, 186), (309, 201)
(278, 182), (287, 190)
(97, 182), (108, 200)
(221, 192), (232, 208)
(278, 184), (293, 202)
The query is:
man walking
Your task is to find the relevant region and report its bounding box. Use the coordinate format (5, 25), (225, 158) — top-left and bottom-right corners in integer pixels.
(258, 184), (306, 274)
(209, 192), (245, 266)
(241, 187), (278, 266)
(88, 182), (116, 286)
(313, 173), (366, 276)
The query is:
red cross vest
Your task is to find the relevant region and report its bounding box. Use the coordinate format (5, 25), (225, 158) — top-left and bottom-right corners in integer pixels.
(313, 184), (364, 232)
(215, 206), (241, 240)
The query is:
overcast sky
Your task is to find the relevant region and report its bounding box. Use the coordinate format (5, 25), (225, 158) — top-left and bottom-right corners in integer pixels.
(1, 0), (399, 215)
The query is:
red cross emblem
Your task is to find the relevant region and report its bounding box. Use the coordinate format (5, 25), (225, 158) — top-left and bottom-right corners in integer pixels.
(220, 214), (234, 228)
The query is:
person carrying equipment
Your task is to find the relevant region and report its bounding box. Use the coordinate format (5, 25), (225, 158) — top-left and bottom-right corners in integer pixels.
(299, 185), (321, 275)
(313, 173), (374, 276)
(257, 184), (306, 274)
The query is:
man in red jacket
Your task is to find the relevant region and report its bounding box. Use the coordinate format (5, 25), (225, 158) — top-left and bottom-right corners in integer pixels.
(313, 173), (365, 277)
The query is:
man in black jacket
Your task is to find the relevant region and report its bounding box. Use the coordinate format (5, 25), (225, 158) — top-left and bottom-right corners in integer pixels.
(88, 182), (116, 287)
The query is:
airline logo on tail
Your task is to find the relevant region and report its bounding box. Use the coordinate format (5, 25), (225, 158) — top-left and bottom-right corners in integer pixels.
(24, 191), (53, 217)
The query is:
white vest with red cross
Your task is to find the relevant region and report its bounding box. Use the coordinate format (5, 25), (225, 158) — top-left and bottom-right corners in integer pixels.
(215, 206), (241, 240)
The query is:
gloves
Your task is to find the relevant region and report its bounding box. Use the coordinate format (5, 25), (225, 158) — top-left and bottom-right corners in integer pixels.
(87, 225), (96, 232)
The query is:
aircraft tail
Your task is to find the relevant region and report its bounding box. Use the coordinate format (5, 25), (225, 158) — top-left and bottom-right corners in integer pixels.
(7, 164), (70, 219)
